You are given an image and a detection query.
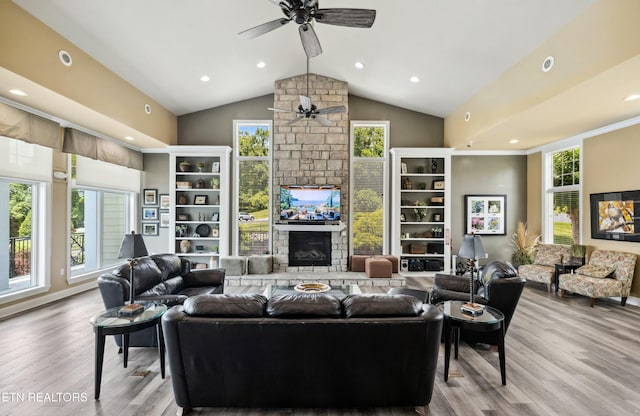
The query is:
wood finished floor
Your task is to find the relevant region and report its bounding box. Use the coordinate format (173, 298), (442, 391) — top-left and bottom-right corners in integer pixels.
(1, 277), (640, 416)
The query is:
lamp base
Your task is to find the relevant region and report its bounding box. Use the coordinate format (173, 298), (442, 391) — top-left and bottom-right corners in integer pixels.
(118, 303), (144, 317)
(461, 302), (484, 316)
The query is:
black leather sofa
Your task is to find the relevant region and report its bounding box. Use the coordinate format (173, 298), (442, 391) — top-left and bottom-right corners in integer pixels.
(97, 253), (225, 347)
(162, 293), (443, 413)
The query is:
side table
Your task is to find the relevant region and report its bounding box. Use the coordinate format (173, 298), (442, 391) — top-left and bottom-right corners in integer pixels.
(554, 263), (582, 293)
(438, 300), (507, 385)
(90, 303), (167, 399)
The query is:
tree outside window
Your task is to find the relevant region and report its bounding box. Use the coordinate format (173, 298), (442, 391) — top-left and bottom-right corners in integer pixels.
(550, 147), (580, 244)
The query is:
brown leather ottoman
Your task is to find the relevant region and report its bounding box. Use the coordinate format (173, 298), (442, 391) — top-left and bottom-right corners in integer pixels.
(350, 255), (369, 272)
(375, 255), (399, 273)
(365, 257), (392, 278)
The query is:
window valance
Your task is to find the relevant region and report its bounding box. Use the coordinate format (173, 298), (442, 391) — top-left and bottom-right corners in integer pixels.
(63, 128), (143, 170)
(0, 101), (61, 150)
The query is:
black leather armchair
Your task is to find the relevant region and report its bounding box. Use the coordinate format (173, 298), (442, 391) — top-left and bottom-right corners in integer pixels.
(97, 253), (225, 348)
(430, 260), (525, 344)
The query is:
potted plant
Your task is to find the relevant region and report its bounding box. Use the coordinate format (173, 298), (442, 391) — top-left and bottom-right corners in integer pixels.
(210, 177), (220, 189)
(510, 221), (540, 267)
(413, 202), (428, 222)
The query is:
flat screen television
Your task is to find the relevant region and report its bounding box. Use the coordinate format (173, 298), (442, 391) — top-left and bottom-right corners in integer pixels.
(280, 185), (341, 222)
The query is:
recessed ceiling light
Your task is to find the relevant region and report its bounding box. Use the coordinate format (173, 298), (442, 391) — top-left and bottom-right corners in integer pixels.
(58, 50), (72, 67)
(9, 89), (27, 96)
(200, 75), (210, 82)
(144, 104), (152, 114)
(124, 136), (135, 141)
(624, 94), (640, 102)
(410, 76), (420, 83)
(256, 61), (266, 69)
(464, 112), (471, 122)
(355, 62), (364, 69)
(542, 56), (554, 72)
(509, 139), (519, 144)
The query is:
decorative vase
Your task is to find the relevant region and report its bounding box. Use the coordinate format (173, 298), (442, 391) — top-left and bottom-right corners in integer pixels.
(195, 179), (205, 189)
(180, 239), (191, 253)
(178, 194), (188, 205)
(179, 161), (192, 172)
(431, 159), (438, 173)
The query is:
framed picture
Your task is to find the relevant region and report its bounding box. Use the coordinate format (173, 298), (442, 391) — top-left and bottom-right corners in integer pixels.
(142, 222), (159, 236)
(142, 207), (158, 221)
(211, 228), (219, 237)
(159, 194), (170, 210)
(400, 162), (407, 174)
(433, 180), (445, 190)
(143, 189), (158, 206)
(194, 195), (208, 205)
(160, 212), (170, 227)
(212, 212), (219, 221)
(400, 213), (406, 222)
(464, 194), (506, 235)
(211, 162), (220, 173)
(590, 190), (640, 242)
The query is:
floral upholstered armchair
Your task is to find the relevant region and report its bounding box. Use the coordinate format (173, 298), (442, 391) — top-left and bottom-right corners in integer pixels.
(518, 244), (571, 292)
(558, 250), (637, 307)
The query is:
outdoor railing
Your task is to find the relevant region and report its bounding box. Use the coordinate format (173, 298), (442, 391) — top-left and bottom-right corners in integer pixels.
(8, 233), (85, 279)
(239, 224), (270, 256)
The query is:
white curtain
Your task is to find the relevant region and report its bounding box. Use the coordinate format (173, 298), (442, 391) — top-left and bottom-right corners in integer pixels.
(75, 155), (140, 193)
(0, 135), (52, 182)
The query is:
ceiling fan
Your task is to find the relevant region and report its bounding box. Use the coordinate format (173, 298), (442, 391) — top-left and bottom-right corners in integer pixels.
(268, 58), (346, 126)
(238, 0), (376, 58)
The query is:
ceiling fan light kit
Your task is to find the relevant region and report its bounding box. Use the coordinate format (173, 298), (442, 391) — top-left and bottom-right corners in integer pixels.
(239, 0), (376, 58)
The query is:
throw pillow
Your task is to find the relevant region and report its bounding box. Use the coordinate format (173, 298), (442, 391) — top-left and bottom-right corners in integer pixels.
(576, 264), (616, 279)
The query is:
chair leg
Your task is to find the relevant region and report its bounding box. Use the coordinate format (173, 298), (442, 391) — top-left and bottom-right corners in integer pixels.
(621, 297), (627, 306)
(560, 289), (566, 298)
(589, 297), (596, 307)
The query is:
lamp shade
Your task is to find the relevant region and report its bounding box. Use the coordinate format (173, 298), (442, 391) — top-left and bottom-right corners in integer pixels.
(117, 231), (148, 259)
(458, 234), (487, 260)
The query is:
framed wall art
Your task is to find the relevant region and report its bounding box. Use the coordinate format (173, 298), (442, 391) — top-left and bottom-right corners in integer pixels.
(143, 188), (158, 206)
(159, 194), (170, 210)
(160, 212), (170, 227)
(194, 195), (208, 205)
(464, 194), (506, 235)
(142, 222), (159, 236)
(142, 207), (158, 221)
(590, 190), (640, 242)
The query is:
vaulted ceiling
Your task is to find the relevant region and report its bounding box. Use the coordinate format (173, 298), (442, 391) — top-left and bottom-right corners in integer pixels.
(5, 0), (640, 150)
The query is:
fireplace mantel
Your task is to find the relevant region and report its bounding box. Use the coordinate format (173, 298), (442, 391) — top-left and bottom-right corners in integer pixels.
(273, 222), (346, 232)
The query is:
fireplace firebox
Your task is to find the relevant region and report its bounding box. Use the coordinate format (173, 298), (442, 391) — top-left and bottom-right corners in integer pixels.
(288, 231), (331, 267)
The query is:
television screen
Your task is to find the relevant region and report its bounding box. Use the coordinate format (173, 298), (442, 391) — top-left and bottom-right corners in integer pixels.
(280, 185), (341, 222)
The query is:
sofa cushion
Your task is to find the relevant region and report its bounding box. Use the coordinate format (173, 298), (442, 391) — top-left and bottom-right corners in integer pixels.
(576, 264), (616, 279)
(152, 254), (183, 280)
(534, 245), (564, 267)
(112, 257), (163, 295)
(266, 293), (341, 318)
(184, 294), (267, 317)
(342, 294), (421, 318)
(179, 286), (223, 297)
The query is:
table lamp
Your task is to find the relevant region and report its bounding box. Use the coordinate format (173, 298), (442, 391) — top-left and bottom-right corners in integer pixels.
(117, 231), (148, 314)
(458, 234), (487, 313)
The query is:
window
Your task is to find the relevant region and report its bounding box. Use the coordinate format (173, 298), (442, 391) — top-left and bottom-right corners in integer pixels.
(233, 121), (272, 255)
(0, 137), (50, 301)
(545, 147), (581, 244)
(350, 122), (389, 255)
(69, 155), (138, 280)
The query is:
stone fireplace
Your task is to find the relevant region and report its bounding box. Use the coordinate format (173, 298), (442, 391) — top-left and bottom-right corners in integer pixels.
(272, 73), (349, 272)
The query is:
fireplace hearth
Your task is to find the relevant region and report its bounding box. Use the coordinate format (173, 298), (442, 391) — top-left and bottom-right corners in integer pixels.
(289, 231), (331, 267)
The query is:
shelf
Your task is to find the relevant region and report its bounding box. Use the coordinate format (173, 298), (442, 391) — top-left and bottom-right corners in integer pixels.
(401, 253), (445, 258)
(176, 172), (220, 176)
(176, 204), (219, 208)
(176, 237), (219, 241)
(176, 188), (220, 192)
(176, 221), (219, 224)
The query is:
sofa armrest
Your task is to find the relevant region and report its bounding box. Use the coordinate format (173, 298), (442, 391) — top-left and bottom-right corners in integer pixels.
(433, 273), (479, 293)
(97, 274), (130, 309)
(183, 268), (225, 288)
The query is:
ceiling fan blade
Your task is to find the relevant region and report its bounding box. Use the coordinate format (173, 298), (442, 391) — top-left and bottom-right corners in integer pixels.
(312, 116), (333, 126)
(314, 9), (376, 28)
(303, 0), (318, 8)
(268, 107), (297, 113)
(238, 18), (290, 39)
(299, 95), (312, 111)
(315, 105), (346, 115)
(299, 24), (322, 58)
(287, 117), (302, 126)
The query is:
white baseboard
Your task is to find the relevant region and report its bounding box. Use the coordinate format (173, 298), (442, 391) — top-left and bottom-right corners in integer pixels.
(0, 280), (97, 320)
